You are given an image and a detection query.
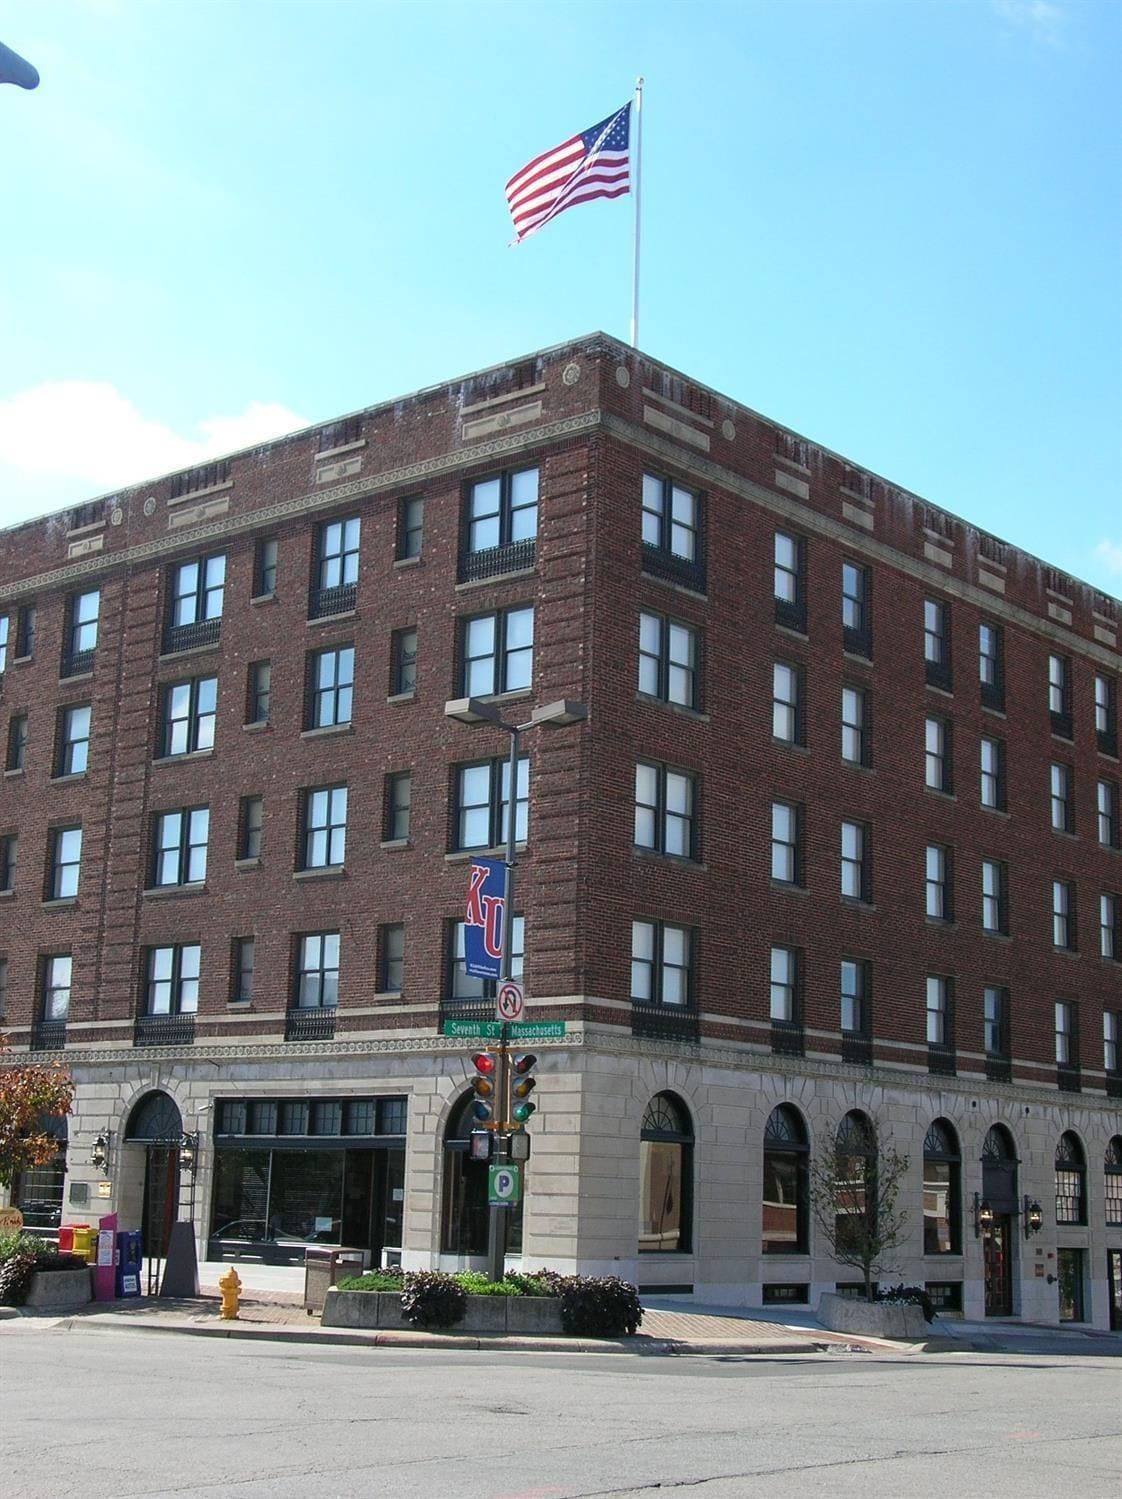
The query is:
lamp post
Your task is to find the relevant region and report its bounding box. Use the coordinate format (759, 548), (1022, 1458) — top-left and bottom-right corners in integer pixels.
(444, 695), (587, 1280)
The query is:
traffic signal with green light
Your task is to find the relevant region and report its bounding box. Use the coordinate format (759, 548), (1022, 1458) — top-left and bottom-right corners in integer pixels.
(509, 1053), (538, 1125)
(470, 1052), (497, 1125)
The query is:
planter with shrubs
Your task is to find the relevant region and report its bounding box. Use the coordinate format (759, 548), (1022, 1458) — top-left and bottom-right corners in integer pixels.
(0, 1231), (92, 1311)
(321, 1267), (643, 1339)
(817, 1286), (932, 1339)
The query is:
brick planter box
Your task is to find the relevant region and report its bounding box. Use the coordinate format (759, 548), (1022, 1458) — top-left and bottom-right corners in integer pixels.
(25, 1267), (93, 1311)
(321, 1288), (564, 1334)
(817, 1291), (927, 1340)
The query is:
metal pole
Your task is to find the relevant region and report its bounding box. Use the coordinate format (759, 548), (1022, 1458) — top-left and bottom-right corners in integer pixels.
(630, 76), (644, 349)
(485, 725), (521, 1282)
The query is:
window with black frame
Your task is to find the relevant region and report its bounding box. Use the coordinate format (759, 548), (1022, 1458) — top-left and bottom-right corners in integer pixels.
(638, 611), (700, 710)
(310, 516), (360, 618)
(639, 1093), (693, 1254)
(453, 756), (528, 852)
(165, 554), (225, 653)
(923, 1119), (961, 1254)
(460, 468), (538, 581)
(460, 607), (533, 698)
(307, 645), (354, 729)
(159, 677), (216, 758)
(63, 589), (99, 676)
(1055, 1131), (1087, 1225)
(763, 1105), (809, 1255)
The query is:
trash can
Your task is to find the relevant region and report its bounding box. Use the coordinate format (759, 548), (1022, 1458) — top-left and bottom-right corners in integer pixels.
(303, 1247), (368, 1313)
(116, 1230), (143, 1298)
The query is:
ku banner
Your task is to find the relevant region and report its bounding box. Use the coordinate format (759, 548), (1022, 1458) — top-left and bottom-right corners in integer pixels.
(464, 857), (507, 981)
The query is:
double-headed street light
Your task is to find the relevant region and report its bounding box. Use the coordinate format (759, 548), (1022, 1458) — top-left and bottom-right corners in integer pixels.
(444, 695), (587, 1280)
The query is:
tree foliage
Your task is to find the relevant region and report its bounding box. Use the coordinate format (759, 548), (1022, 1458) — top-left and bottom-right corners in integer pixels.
(808, 1112), (910, 1302)
(0, 1034), (74, 1190)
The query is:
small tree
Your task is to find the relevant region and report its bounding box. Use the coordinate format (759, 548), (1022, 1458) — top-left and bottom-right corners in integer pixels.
(809, 1111), (910, 1302)
(0, 1034), (74, 1190)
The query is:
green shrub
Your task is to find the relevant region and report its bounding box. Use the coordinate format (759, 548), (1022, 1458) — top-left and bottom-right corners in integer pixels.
(455, 1271), (549, 1297)
(556, 1275), (642, 1337)
(400, 1270), (466, 1329)
(0, 1252), (39, 1307)
(336, 1269), (404, 1293)
(0, 1231), (55, 1264)
(502, 1271), (554, 1297)
(877, 1284), (935, 1322)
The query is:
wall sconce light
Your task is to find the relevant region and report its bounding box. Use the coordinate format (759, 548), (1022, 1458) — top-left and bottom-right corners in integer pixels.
(1023, 1197), (1043, 1237)
(177, 1132), (199, 1174)
(91, 1132), (111, 1174)
(973, 1193), (994, 1237)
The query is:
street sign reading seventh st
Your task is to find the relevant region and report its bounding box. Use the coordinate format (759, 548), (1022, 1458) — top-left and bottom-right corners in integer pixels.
(441, 1019), (567, 1040)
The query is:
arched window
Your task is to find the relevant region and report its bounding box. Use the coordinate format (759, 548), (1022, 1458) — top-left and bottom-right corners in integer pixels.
(440, 1091), (523, 1256)
(982, 1124), (1015, 1161)
(1105, 1137), (1122, 1228)
(834, 1110), (876, 1253)
(923, 1119), (961, 1255)
(639, 1093), (693, 1254)
(1055, 1132), (1087, 1225)
(763, 1105), (808, 1254)
(126, 1090), (184, 1143)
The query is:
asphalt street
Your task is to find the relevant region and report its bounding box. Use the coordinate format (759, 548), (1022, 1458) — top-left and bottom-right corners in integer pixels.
(1, 1327), (1119, 1499)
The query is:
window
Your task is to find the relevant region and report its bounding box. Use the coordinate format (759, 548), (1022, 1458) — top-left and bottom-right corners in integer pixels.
(980, 736), (1006, 810)
(1105, 1012), (1120, 1074)
(1055, 1133), (1087, 1226)
(924, 716), (953, 793)
(834, 1111), (876, 1256)
(57, 704), (91, 776)
(1052, 879), (1076, 950)
(15, 604), (36, 659)
(1097, 780), (1120, 848)
(1054, 1000), (1077, 1065)
(925, 845), (953, 922)
(0, 613), (7, 675)
(774, 531), (806, 631)
(923, 599), (952, 689)
(380, 923), (404, 992)
(307, 645), (354, 729)
(642, 473), (703, 587)
(840, 820), (870, 902)
(160, 677), (216, 757)
(841, 561), (872, 656)
(153, 807), (209, 887)
(64, 589), (99, 674)
(42, 955), (71, 1020)
(1105, 1138), (1122, 1225)
(840, 958), (870, 1035)
(631, 920), (693, 1009)
(762, 1105), (809, 1254)
(769, 946), (799, 1022)
(391, 627), (417, 696)
(1095, 674), (1118, 756)
(166, 554), (225, 649)
(1049, 654), (1072, 738)
(464, 467), (538, 571)
(48, 826), (82, 901)
(448, 916), (524, 1000)
(295, 932), (340, 1008)
(638, 611), (699, 710)
(772, 662), (804, 745)
(247, 661), (271, 725)
(384, 772), (411, 842)
(301, 785), (348, 869)
(984, 986), (1009, 1059)
(254, 537), (278, 597)
(634, 762), (696, 858)
(239, 796), (263, 861)
(978, 621), (1004, 710)
(0, 957), (7, 1019)
(926, 975), (951, 1047)
(6, 713), (27, 772)
(639, 1093), (693, 1253)
(311, 516), (360, 616)
(455, 757), (529, 851)
(144, 944), (200, 1015)
(1102, 893), (1118, 960)
(1050, 763), (1074, 833)
(841, 686), (870, 767)
(770, 800), (803, 885)
(982, 859), (1008, 935)
(0, 834), (16, 893)
(461, 607), (533, 697)
(231, 937), (254, 1003)
(397, 496), (424, 561)
(923, 1120), (961, 1255)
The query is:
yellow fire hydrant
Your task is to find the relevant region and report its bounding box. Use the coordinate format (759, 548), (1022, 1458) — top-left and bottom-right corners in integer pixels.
(219, 1267), (242, 1320)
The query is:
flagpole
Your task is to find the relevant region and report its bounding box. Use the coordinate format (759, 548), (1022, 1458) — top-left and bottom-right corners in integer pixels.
(630, 76), (644, 348)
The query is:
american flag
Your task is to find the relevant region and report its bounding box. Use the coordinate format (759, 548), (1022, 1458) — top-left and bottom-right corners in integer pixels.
(505, 103), (631, 245)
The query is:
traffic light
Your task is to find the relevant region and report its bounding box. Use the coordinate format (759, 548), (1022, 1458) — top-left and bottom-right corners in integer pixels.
(470, 1052), (497, 1124)
(509, 1053), (538, 1125)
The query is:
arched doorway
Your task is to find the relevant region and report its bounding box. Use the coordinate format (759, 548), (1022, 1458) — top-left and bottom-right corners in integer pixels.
(981, 1124), (1018, 1317)
(125, 1091), (184, 1261)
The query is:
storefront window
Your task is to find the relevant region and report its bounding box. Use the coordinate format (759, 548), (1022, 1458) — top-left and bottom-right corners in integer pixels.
(762, 1105), (808, 1254)
(923, 1119), (961, 1254)
(639, 1093), (693, 1253)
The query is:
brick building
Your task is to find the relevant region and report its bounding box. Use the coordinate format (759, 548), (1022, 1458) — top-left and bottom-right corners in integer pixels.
(1, 333), (1119, 1326)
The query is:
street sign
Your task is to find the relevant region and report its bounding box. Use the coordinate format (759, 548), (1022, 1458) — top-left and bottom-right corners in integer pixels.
(508, 1020), (566, 1039)
(496, 980), (525, 1023)
(442, 1020), (502, 1038)
(488, 1163), (522, 1206)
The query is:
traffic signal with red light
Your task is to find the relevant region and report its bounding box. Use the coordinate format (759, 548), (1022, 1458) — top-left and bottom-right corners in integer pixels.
(470, 1052), (497, 1125)
(509, 1053), (538, 1125)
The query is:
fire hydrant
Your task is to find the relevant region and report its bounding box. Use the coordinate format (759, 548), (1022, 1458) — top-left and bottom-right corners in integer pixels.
(219, 1267), (242, 1320)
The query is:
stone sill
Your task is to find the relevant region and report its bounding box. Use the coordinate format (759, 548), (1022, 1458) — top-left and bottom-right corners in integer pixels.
(770, 880), (809, 896)
(307, 609), (358, 629)
(640, 571), (708, 604)
(454, 566), (536, 593)
(925, 683), (955, 700)
(632, 847), (705, 872)
(380, 838), (411, 851)
(158, 640), (221, 665)
(773, 622), (809, 643)
(445, 843), (526, 864)
(301, 723), (353, 740)
(142, 883), (206, 899)
(393, 556), (422, 570)
(250, 592), (277, 607)
(152, 750), (214, 768)
(57, 671), (93, 685)
(49, 772), (89, 785)
(41, 898), (78, 911)
(234, 857), (261, 872)
(12, 654), (33, 666)
(243, 720), (270, 734)
(3, 768), (25, 779)
(386, 691), (416, 706)
(293, 866), (346, 882)
(635, 692), (709, 724)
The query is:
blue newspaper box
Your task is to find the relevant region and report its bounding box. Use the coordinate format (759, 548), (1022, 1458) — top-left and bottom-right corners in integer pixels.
(116, 1229), (143, 1298)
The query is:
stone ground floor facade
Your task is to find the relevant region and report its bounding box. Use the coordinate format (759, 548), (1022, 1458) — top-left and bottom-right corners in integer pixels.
(6, 1027), (1121, 1329)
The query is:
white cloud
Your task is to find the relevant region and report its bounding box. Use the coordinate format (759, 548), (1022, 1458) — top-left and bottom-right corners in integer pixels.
(0, 380), (307, 496)
(992, 0), (1066, 47)
(1095, 538), (1122, 576)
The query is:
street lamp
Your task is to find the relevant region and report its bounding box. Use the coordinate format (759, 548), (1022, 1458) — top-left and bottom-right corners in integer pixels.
(1023, 1197), (1043, 1238)
(973, 1194), (994, 1237)
(91, 1132), (112, 1175)
(444, 694), (587, 1280)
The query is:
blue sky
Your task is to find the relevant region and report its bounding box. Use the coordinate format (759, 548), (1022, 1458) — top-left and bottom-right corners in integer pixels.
(1, 0), (1119, 593)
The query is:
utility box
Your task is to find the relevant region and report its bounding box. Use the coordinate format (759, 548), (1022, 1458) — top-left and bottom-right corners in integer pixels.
(303, 1247), (367, 1313)
(116, 1230), (143, 1298)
